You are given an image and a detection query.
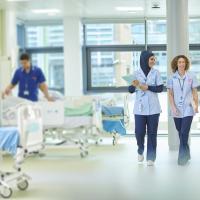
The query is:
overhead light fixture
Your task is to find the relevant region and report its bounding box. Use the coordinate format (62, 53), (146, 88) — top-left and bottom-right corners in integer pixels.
(128, 11), (136, 14)
(115, 6), (143, 12)
(7, 0), (29, 2)
(32, 9), (61, 14)
(48, 13), (55, 16)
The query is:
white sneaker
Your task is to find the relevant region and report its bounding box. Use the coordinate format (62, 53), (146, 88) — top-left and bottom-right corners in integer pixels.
(138, 154), (144, 162)
(147, 160), (154, 166)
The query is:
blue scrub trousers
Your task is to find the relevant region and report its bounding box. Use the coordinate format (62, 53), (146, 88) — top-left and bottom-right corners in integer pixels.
(135, 114), (160, 161)
(174, 116), (193, 165)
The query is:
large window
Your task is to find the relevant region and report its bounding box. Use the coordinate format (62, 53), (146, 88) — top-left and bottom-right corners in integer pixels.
(89, 50), (167, 88)
(90, 51), (141, 88)
(147, 20), (166, 44)
(85, 23), (145, 45)
(32, 53), (64, 93)
(189, 19), (200, 44)
(17, 23), (65, 94)
(189, 51), (200, 82)
(189, 18), (200, 84)
(83, 21), (166, 92)
(84, 19), (200, 92)
(26, 25), (64, 47)
(153, 51), (167, 84)
(189, 19), (200, 137)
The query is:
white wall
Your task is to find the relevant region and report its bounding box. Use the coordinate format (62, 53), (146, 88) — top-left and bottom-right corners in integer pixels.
(63, 17), (83, 96)
(0, 9), (18, 91)
(2, 10), (18, 69)
(167, 0), (189, 150)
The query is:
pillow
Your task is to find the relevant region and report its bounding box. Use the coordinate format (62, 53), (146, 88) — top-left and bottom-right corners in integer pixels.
(64, 103), (93, 117)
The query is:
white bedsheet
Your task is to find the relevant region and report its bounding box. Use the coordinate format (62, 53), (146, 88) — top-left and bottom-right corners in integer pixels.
(63, 116), (92, 129)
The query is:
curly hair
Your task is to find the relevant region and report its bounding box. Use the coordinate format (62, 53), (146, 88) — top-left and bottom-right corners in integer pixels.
(171, 55), (190, 73)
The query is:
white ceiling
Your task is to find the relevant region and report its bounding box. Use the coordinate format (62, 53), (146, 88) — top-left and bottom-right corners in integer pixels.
(0, 0), (199, 21)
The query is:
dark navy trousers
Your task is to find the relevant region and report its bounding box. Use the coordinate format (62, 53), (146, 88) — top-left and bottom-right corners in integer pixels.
(174, 116), (193, 164)
(135, 114), (160, 161)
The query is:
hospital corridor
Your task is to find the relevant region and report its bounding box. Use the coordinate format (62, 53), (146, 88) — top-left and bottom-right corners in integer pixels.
(3, 137), (200, 200)
(0, 0), (200, 199)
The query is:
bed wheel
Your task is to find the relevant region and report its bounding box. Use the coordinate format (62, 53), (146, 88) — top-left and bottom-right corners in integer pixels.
(75, 141), (79, 145)
(95, 138), (103, 145)
(17, 180), (29, 191)
(80, 151), (88, 158)
(113, 136), (116, 146)
(80, 152), (85, 158)
(0, 187), (13, 198)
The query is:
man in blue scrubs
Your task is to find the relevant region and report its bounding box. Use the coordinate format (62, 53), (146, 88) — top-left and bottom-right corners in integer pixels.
(3, 53), (53, 102)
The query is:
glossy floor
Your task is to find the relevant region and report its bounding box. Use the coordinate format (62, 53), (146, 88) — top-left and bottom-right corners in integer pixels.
(2, 137), (200, 200)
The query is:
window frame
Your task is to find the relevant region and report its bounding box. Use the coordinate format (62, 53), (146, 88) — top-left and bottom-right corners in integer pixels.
(83, 18), (200, 93)
(17, 20), (65, 93)
(82, 19), (168, 93)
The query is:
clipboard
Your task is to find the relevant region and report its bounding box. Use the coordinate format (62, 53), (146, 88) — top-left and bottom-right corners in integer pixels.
(122, 74), (137, 85)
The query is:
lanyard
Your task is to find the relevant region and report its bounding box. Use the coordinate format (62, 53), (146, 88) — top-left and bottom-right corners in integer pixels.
(178, 78), (185, 92)
(25, 75), (29, 90)
(178, 78), (185, 101)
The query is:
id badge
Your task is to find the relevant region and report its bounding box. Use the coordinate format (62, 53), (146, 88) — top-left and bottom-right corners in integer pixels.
(138, 100), (143, 112)
(178, 98), (183, 107)
(24, 90), (29, 96)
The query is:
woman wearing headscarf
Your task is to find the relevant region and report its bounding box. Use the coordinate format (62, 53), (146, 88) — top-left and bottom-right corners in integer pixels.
(128, 50), (164, 166)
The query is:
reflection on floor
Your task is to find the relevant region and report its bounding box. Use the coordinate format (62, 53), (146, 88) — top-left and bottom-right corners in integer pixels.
(2, 137), (200, 200)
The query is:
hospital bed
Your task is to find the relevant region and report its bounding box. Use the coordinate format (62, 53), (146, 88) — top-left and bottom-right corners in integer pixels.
(39, 91), (130, 146)
(2, 93), (130, 153)
(41, 94), (131, 148)
(1, 96), (31, 126)
(39, 96), (102, 158)
(1, 96), (102, 158)
(0, 104), (43, 198)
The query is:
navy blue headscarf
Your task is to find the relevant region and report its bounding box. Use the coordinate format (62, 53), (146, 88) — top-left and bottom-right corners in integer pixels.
(140, 50), (154, 77)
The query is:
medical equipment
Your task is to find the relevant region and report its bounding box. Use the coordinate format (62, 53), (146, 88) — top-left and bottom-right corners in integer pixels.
(39, 90), (65, 101)
(1, 96), (102, 157)
(42, 94), (130, 148)
(0, 104), (43, 198)
(40, 96), (102, 157)
(101, 94), (130, 145)
(1, 96), (31, 127)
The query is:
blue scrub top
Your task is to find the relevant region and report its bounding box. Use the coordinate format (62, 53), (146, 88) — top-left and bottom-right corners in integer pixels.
(167, 71), (199, 118)
(133, 68), (163, 115)
(11, 66), (46, 102)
